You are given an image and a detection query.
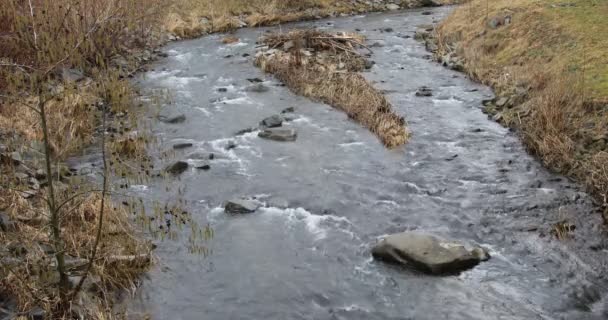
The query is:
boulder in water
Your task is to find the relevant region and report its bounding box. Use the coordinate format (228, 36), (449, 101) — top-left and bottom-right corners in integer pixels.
(225, 199), (261, 214)
(258, 128), (297, 142)
(372, 232), (489, 274)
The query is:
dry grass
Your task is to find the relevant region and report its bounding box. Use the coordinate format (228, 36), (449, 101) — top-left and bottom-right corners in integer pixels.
(0, 181), (151, 319)
(256, 30), (409, 148)
(436, 0), (608, 212)
(166, 0), (463, 38)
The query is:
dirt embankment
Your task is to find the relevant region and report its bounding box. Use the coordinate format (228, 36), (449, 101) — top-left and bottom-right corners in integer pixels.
(428, 0), (608, 217)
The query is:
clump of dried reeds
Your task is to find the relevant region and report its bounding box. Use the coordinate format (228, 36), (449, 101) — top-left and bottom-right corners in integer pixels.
(256, 29), (409, 148)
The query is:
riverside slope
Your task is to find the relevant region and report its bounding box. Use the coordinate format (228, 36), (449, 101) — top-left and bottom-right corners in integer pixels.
(129, 7), (608, 320)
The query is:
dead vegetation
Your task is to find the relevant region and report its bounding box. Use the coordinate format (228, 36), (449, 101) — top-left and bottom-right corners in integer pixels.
(0, 186), (151, 318)
(435, 0), (608, 216)
(255, 30), (409, 148)
(166, 0), (462, 38)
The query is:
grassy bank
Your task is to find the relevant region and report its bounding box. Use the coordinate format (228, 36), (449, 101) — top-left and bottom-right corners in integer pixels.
(167, 0), (461, 37)
(435, 0), (608, 214)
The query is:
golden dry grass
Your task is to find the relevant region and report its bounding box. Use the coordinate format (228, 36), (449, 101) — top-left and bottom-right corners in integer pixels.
(436, 0), (608, 211)
(0, 182), (151, 319)
(256, 30), (409, 148)
(166, 0), (463, 38)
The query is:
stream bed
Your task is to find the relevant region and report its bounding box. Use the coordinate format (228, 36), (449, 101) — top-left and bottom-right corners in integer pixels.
(127, 6), (608, 320)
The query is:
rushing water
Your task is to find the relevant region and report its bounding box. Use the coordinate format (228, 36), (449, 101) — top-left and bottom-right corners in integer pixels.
(127, 6), (608, 320)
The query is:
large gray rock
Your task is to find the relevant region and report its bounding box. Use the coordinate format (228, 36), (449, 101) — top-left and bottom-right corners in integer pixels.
(258, 128), (297, 142)
(225, 199), (261, 214)
(372, 232), (489, 274)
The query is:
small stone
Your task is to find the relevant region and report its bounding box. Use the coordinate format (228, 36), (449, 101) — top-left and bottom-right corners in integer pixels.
(217, 87), (228, 92)
(235, 127), (256, 136)
(195, 163), (211, 171)
(383, 27), (394, 33)
(495, 97), (509, 108)
(173, 143), (193, 150)
(0, 212), (16, 232)
(225, 199), (261, 214)
(225, 140), (237, 150)
(364, 60), (376, 70)
(165, 161), (189, 175)
(258, 128), (297, 142)
(386, 4), (400, 10)
(259, 115), (284, 128)
(415, 86), (433, 97)
(245, 83), (269, 93)
(283, 40), (295, 51)
(159, 114), (186, 124)
(35, 169), (46, 180)
(370, 41), (385, 48)
(28, 306), (45, 320)
(247, 78), (263, 83)
(61, 68), (85, 83)
(281, 107), (295, 113)
(421, 11), (433, 15)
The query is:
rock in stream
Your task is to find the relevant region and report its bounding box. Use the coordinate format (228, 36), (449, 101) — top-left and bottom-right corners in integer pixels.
(372, 232), (489, 275)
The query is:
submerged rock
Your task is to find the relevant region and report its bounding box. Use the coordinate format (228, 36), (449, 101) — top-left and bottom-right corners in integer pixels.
(173, 143), (193, 150)
(259, 115), (284, 128)
(235, 127), (257, 136)
(158, 114), (186, 124)
(245, 83), (269, 93)
(165, 161), (189, 175)
(372, 232), (489, 274)
(225, 199), (261, 214)
(415, 86), (433, 97)
(258, 128), (297, 142)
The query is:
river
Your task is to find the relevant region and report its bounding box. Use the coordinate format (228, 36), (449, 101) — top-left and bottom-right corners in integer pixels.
(126, 6), (608, 320)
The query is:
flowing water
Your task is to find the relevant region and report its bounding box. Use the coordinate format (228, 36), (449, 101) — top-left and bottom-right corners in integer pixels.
(126, 7), (608, 320)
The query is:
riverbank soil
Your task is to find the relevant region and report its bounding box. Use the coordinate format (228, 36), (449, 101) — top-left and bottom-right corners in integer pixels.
(435, 0), (608, 215)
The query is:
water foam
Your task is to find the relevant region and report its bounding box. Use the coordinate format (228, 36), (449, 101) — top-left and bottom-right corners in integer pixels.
(262, 207), (353, 240)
